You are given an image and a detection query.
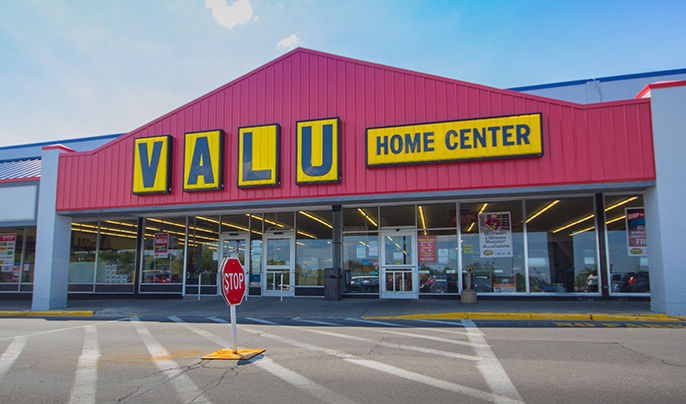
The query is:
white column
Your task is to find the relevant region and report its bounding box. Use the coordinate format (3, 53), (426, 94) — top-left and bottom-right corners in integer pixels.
(644, 83), (686, 315)
(32, 146), (73, 310)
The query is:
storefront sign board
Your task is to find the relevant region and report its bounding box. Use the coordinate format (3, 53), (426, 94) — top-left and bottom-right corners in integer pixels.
(237, 124), (280, 188)
(133, 135), (172, 194)
(366, 113), (542, 167)
(183, 130), (224, 191)
(296, 118), (341, 184)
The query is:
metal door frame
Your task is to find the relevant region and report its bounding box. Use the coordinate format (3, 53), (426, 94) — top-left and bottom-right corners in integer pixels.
(261, 231), (296, 297)
(380, 229), (418, 299)
(217, 232), (250, 296)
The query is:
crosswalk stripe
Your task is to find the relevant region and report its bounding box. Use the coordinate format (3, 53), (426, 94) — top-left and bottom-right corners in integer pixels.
(131, 317), (212, 404)
(207, 316), (227, 323)
(168, 316), (357, 404)
(0, 336), (26, 377)
(0, 318), (129, 342)
(240, 324), (521, 404)
(463, 319), (523, 404)
(301, 328), (481, 361)
(292, 317), (341, 326)
(68, 325), (99, 404)
(345, 318), (409, 327)
(358, 327), (489, 348)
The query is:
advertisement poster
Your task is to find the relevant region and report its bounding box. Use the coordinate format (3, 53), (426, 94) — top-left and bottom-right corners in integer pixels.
(356, 244), (366, 259)
(368, 241), (379, 257)
(418, 235), (437, 263)
(0, 234), (17, 267)
(626, 207), (647, 256)
(438, 248), (449, 264)
(154, 233), (169, 259)
(478, 212), (513, 258)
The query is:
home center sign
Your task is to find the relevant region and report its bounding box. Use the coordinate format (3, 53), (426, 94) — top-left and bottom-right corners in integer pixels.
(201, 258), (265, 361)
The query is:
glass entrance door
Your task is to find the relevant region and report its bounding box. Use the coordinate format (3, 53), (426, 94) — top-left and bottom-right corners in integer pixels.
(262, 232), (295, 297)
(380, 230), (418, 298)
(218, 232), (249, 297)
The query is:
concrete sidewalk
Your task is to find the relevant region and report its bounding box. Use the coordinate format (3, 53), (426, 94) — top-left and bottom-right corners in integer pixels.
(0, 296), (670, 321)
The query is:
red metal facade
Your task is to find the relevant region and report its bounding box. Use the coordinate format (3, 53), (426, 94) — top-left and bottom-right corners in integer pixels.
(55, 48), (655, 212)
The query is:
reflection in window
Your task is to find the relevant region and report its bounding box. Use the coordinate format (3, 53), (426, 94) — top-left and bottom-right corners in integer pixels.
(69, 222), (98, 284)
(526, 197), (598, 293)
(249, 214), (263, 287)
(142, 217), (185, 284)
(96, 220), (138, 284)
(461, 201), (525, 292)
(21, 227), (36, 283)
(381, 205), (415, 227)
(187, 216), (219, 289)
(605, 195), (649, 293)
(296, 211), (332, 286)
(343, 233), (379, 293)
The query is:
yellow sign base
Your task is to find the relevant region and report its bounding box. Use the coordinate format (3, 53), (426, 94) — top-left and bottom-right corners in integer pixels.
(202, 348), (266, 360)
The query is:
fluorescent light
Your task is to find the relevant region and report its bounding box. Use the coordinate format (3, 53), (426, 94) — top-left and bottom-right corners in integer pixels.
(526, 200), (560, 223)
(418, 206), (427, 235)
(605, 197), (638, 212)
(299, 211), (333, 229)
(357, 208), (378, 227)
(478, 203), (488, 214)
(553, 213), (594, 233)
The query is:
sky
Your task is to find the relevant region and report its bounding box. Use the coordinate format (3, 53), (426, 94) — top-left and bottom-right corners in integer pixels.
(0, 0), (685, 147)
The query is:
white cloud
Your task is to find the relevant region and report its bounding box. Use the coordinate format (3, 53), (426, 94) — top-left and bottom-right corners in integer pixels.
(276, 34), (302, 51)
(204, 0), (253, 30)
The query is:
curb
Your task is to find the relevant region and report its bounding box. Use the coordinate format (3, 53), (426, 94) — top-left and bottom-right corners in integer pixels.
(363, 312), (686, 322)
(0, 310), (94, 317)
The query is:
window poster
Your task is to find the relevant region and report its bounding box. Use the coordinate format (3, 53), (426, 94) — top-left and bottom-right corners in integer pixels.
(626, 207), (647, 256)
(478, 212), (513, 258)
(418, 235), (437, 263)
(154, 233), (169, 259)
(0, 234), (17, 267)
(356, 244), (366, 259)
(368, 241), (379, 257)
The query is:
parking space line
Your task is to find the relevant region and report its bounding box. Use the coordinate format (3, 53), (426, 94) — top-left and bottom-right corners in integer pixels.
(292, 317), (341, 326)
(245, 317), (280, 325)
(359, 327), (489, 348)
(239, 325), (519, 403)
(345, 318), (410, 327)
(68, 325), (99, 404)
(131, 317), (211, 404)
(301, 328), (481, 361)
(168, 316), (357, 404)
(0, 336), (26, 377)
(463, 319), (523, 404)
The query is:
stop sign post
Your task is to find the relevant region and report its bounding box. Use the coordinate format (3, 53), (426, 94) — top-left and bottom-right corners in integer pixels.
(202, 258), (265, 360)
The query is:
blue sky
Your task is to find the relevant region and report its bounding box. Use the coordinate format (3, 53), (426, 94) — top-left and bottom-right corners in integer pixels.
(1, 0), (685, 146)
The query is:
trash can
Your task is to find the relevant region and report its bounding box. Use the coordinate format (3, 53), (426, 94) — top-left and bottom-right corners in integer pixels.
(324, 267), (342, 301)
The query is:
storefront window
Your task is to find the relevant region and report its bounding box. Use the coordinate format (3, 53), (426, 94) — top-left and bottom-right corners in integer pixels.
(142, 217), (185, 284)
(381, 205), (415, 227)
(526, 197), (599, 293)
(417, 203), (458, 229)
(605, 195), (649, 293)
(21, 227), (36, 283)
(249, 214), (263, 287)
(0, 228), (23, 283)
(343, 207), (378, 231)
(264, 212), (294, 231)
(296, 210), (333, 286)
(186, 216), (219, 291)
(461, 201), (525, 292)
(96, 220), (137, 285)
(418, 230), (458, 294)
(69, 222), (98, 285)
(343, 233), (379, 293)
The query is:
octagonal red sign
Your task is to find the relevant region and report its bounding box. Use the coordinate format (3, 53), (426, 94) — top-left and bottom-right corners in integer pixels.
(221, 258), (246, 306)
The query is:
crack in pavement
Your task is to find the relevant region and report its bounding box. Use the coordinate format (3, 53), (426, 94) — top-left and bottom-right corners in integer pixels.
(117, 360), (206, 403)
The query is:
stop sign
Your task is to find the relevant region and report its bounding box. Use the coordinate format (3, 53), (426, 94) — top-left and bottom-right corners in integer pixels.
(221, 258), (246, 306)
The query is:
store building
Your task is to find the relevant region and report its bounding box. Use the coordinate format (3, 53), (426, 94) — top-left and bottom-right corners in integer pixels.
(1, 49), (684, 315)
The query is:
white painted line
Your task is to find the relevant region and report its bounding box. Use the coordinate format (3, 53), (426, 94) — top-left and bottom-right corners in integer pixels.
(360, 327), (489, 348)
(462, 319), (523, 404)
(292, 317), (341, 327)
(131, 317), (211, 404)
(240, 325), (519, 404)
(245, 317), (279, 325)
(68, 325), (99, 404)
(169, 317), (357, 404)
(345, 318), (409, 327)
(409, 319), (481, 336)
(0, 336), (26, 377)
(207, 316), (227, 323)
(301, 328), (481, 361)
(0, 318), (131, 341)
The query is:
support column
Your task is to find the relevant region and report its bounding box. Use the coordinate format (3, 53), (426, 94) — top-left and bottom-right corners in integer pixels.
(642, 82), (686, 315)
(332, 204), (342, 270)
(31, 145), (73, 310)
(595, 193), (610, 298)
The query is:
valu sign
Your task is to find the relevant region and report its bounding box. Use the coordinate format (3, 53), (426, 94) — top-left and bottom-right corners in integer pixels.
(132, 113), (542, 194)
